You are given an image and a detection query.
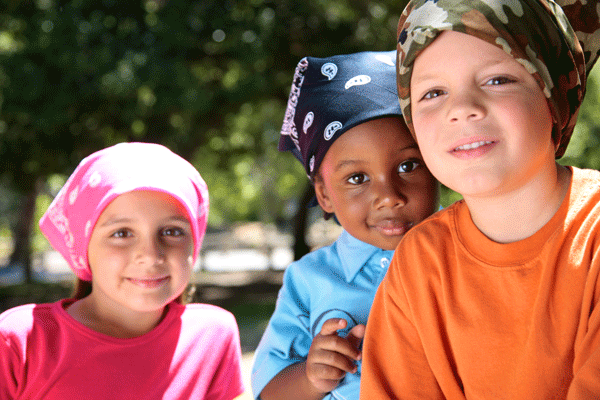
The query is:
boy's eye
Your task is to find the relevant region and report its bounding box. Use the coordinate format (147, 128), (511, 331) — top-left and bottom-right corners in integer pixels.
(347, 173), (369, 185)
(398, 160), (421, 174)
(421, 89), (445, 100)
(485, 76), (515, 86)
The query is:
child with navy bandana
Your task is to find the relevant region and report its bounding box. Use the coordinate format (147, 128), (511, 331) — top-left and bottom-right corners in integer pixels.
(251, 51), (440, 400)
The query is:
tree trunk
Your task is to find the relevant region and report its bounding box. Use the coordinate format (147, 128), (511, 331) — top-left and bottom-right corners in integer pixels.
(8, 184), (38, 284)
(292, 183), (314, 261)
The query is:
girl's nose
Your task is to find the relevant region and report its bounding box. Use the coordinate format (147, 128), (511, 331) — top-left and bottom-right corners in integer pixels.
(135, 236), (166, 265)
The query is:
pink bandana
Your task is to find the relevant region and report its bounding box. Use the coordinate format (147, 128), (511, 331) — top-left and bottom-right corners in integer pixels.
(39, 142), (209, 281)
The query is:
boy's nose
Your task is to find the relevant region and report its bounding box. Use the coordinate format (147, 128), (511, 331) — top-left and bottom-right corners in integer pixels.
(374, 181), (407, 209)
(447, 90), (486, 123)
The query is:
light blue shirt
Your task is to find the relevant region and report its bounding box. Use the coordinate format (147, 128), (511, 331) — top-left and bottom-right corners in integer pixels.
(251, 230), (394, 400)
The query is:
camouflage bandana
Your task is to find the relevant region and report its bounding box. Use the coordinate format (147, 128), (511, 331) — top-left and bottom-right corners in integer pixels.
(396, 0), (587, 158)
(279, 51), (402, 179)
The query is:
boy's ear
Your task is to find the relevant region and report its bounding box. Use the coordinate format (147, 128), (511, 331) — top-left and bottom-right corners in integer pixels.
(313, 176), (335, 214)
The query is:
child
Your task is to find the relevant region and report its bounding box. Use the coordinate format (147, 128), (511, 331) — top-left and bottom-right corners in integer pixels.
(0, 142), (244, 400)
(361, 0), (600, 398)
(251, 51), (440, 400)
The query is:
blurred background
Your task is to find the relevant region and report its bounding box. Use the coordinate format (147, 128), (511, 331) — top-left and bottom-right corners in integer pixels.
(0, 0), (599, 398)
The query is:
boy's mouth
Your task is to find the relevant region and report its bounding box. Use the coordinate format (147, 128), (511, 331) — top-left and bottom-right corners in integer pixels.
(449, 138), (497, 159)
(453, 140), (494, 151)
(373, 221), (413, 237)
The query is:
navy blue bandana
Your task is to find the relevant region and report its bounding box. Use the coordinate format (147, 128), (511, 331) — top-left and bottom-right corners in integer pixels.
(279, 51), (402, 179)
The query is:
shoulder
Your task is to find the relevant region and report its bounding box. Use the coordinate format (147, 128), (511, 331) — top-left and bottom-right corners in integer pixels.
(0, 303), (53, 333)
(0, 303), (56, 355)
(400, 202), (460, 247)
(284, 238), (342, 278)
(179, 303), (238, 332)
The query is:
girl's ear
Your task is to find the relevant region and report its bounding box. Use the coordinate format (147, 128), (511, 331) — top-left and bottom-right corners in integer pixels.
(313, 175), (335, 214)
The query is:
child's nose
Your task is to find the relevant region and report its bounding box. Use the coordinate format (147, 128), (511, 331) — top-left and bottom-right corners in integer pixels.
(374, 181), (407, 209)
(447, 89), (486, 124)
(135, 236), (166, 265)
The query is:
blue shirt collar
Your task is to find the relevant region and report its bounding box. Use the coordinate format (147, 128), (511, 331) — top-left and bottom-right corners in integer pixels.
(336, 230), (391, 283)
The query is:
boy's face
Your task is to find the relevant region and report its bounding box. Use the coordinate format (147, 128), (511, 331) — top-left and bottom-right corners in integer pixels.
(409, 31), (555, 199)
(314, 117), (439, 250)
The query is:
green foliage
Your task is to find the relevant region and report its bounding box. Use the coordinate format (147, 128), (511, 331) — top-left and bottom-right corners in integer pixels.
(560, 64), (600, 169)
(0, 0), (410, 230)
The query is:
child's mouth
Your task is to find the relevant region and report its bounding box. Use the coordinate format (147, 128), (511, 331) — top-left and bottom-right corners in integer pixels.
(374, 222), (413, 236)
(450, 139), (497, 159)
(127, 276), (170, 288)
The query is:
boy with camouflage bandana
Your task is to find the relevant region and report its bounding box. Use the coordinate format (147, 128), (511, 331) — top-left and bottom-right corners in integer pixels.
(361, 0), (600, 398)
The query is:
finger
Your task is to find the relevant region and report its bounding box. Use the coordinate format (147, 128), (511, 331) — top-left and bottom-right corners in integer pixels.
(346, 324), (366, 357)
(318, 318), (347, 336)
(308, 350), (358, 375)
(310, 334), (362, 360)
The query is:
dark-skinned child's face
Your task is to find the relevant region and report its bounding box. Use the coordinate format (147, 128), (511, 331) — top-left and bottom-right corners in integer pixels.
(314, 116), (439, 250)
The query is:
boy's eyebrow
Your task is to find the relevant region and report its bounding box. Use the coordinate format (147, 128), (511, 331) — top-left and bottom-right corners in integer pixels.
(412, 58), (513, 84)
(334, 143), (420, 172)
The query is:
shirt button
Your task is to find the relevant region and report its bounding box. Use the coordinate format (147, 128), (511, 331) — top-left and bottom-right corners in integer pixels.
(380, 257), (390, 269)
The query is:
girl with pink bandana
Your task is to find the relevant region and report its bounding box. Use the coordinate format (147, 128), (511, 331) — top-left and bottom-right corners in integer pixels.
(0, 142), (244, 400)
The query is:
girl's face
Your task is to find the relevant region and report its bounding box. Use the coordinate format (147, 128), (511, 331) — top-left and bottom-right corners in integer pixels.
(314, 117), (439, 250)
(87, 190), (194, 316)
(410, 31), (555, 200)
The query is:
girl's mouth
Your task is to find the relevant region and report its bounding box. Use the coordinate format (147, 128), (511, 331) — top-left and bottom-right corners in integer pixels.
(127, 276), (170, 288)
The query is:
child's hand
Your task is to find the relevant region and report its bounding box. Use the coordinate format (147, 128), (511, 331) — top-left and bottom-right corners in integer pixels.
(305, 318), (365, 394)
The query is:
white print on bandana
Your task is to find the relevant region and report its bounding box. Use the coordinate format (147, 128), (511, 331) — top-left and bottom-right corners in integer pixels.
(345, 75), (371, 89)
(309, 155), (315, 173)
(375, 54), (395, 66)
(303, 112), (314, 134)
(324, 121), (342, 140)
(68, 186), (79, 205)
(321, 63), (338, 80)
(89, 171), (101, 187)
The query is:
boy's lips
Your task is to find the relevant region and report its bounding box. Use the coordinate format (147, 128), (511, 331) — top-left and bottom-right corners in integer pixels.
(448, 137), (497, 159)
(372, 221), (413, 236)
(127, 276), (170, 288)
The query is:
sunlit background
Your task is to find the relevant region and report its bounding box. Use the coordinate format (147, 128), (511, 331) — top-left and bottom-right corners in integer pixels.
(0, 1), (599, 398)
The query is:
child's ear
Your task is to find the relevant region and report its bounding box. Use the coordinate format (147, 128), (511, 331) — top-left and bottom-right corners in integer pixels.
(313, 176), (335, 214)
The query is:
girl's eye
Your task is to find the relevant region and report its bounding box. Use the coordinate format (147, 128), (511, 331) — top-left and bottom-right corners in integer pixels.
(485, 76), (515, 86)
(421, 89), (446, 100)
(163, 227), (185, 237)
(398, 160), (421, 174)
(111, 229), (132, 239)
(347, 173), (369, 185)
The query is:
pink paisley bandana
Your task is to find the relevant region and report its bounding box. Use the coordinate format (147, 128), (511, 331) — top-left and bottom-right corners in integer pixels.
(39, 142), (209, 281)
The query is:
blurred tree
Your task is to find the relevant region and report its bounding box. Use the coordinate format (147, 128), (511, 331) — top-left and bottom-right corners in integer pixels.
(0, 0), (410, 278)
(2, 0), (596, 278)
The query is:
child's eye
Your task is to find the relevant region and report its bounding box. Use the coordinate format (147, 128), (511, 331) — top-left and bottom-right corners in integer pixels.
(110, 229), (132, 239)
(398, 160), (421, 174)
(347, 173), (369, 185)
(485, 76), (515, 86)
(162, 227), (186, 237)
(421, 89), (446, 100)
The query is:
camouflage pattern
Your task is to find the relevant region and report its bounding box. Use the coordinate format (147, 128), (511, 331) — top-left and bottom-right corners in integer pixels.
(555, 0), (600, 74)
(396, 0), (598, 158)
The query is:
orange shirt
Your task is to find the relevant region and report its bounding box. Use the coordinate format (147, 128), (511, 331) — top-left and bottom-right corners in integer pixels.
(361, 167), (600, 399)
